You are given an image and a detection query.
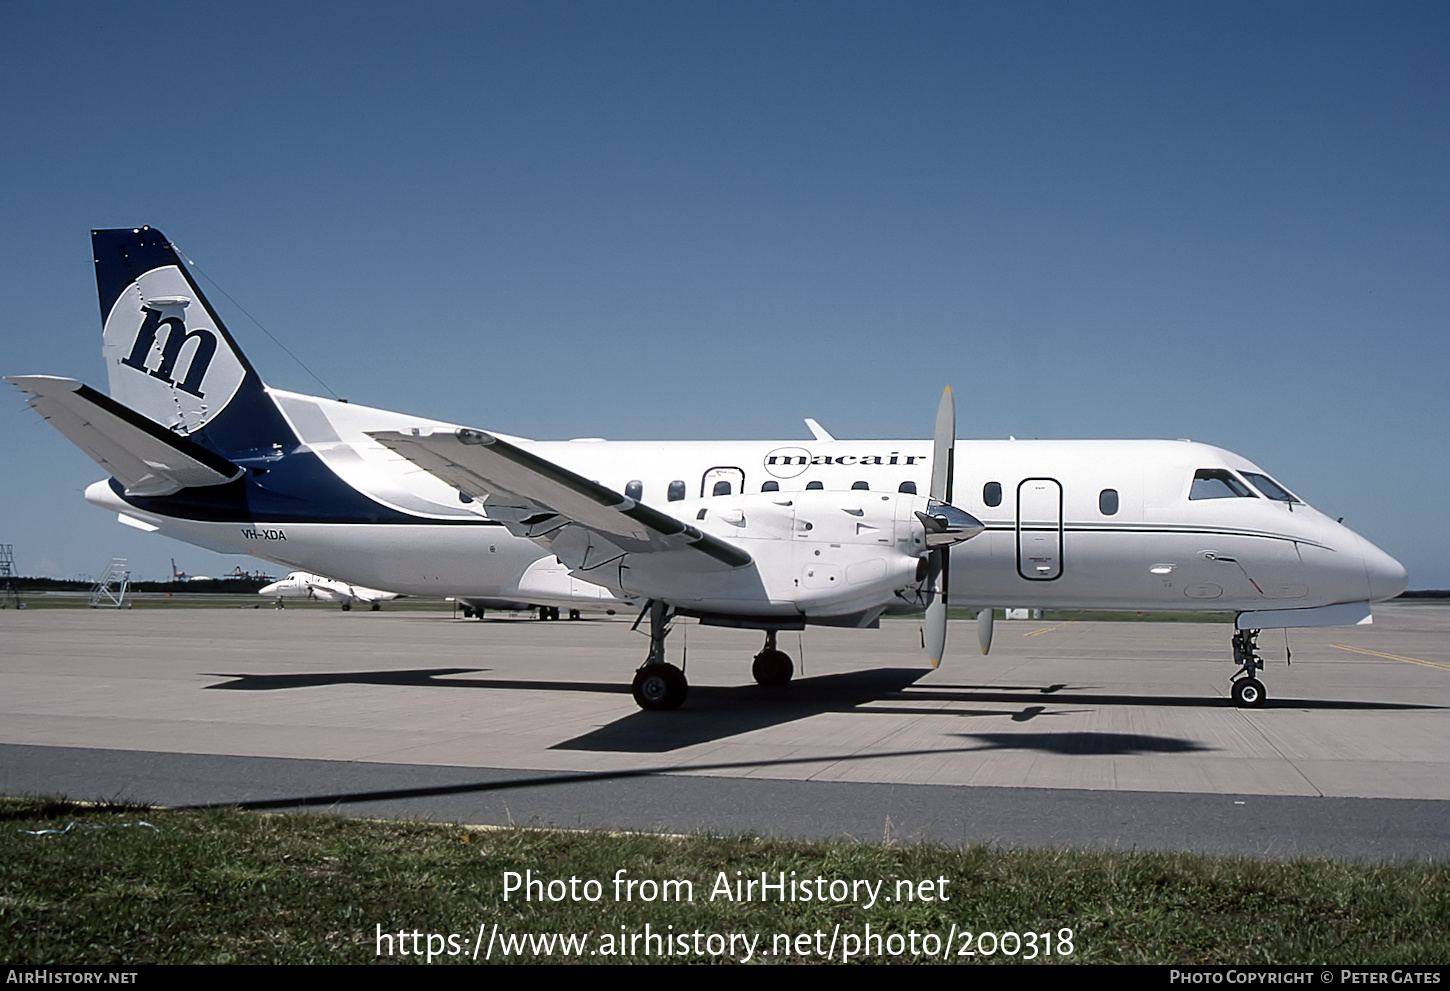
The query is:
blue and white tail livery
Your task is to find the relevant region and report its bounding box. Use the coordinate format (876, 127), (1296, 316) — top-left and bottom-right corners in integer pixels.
(96, 226), (250, 437)
(12, 226), (1408, 710)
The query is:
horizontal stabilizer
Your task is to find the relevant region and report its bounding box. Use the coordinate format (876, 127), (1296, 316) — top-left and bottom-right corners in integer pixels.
(371, 427), (752, 573)
(10, 375), (242, 497)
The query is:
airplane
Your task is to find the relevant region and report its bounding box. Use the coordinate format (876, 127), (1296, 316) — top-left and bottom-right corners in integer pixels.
(258, 571), (399, 611)
(11, 227), (1408, 711)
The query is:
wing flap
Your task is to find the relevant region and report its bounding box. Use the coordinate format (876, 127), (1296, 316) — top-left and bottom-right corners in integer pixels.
(11, 375), (242, 497)
(370, 427), (751, 571)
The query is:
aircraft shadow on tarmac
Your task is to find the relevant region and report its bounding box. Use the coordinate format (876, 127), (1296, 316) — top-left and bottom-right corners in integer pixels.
(953, 732), (1208, 756)
(183, 734), (1208, 814)
(202, 667), (1439, 754)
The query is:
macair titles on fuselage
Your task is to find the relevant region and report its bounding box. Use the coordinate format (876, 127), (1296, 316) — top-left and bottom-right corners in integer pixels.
(762, 447), (928, 479)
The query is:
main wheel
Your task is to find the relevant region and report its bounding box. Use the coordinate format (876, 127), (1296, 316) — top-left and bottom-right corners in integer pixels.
(752, 649), (794, 687)
(1232, 677), (1266, 708)
(341, 601), (351, 612)
(632, 664), (688, 711)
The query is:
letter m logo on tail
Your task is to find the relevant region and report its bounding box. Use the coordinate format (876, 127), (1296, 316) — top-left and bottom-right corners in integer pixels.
(95, 227), (250, 436)
(120, 306), (220, 398)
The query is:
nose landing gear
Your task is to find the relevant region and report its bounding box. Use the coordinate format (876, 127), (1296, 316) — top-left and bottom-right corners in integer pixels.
(1231, 627), (1267, 708)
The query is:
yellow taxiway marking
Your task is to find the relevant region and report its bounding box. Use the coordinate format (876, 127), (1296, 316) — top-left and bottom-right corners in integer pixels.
(1329, 644), (1450, 672)
(1024, 621), (1077, 638)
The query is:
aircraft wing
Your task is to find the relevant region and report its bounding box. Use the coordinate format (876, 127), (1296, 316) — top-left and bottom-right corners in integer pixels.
(369, 427), (752, 575)
(11, 375), (243, 497)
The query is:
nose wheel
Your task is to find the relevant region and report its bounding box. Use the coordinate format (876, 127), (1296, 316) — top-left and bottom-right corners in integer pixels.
(1231, 676), (1266, 708)
(1230, 627), (1268, 708)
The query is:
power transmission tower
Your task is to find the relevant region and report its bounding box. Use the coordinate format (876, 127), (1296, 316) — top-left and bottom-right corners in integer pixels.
(0, 545), (21, 609)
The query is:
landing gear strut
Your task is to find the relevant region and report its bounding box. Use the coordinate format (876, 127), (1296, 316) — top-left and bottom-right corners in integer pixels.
(752, 629), (794, 687)
(631, 600), (687, 711)
(1231, 627), (1267, 708)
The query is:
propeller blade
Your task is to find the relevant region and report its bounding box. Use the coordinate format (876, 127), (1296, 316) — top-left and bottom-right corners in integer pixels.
(930, 386), (955, 503)
(923, 548), (947, 667)
(923, 386), (956, 667)
(977, 607), (994, 655)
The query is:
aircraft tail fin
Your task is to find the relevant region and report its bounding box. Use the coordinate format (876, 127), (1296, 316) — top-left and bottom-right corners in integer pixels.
(92, 227), (295, 457)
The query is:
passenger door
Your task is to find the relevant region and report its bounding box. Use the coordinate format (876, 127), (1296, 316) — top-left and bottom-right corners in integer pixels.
(1017, 478), (1063, 580)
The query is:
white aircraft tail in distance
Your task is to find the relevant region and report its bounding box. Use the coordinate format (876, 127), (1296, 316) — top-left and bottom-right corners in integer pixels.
(258, 571), (399, 611)
(11, 227), (1408, 710)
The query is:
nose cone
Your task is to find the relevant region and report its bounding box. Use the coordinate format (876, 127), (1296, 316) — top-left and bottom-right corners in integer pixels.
(1359, 534), (1409, 602)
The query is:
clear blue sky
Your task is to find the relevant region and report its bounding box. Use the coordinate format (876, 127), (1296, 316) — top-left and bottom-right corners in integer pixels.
(3, 1), (1446, 585)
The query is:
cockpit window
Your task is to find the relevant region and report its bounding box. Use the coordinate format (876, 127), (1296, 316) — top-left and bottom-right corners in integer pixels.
(1189, 469), (1255, 500)
(1241, 471), (1301, 503)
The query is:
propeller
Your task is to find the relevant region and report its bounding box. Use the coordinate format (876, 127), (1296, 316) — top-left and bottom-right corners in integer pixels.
(921, 387), (990, 667)
(923, 387), (954, 667)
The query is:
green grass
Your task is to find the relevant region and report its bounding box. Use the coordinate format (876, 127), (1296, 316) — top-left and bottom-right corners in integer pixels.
(2, 798), (1445, 964)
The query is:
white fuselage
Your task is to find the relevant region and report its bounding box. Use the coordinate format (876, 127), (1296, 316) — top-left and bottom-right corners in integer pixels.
(88, 388), (1406, 621)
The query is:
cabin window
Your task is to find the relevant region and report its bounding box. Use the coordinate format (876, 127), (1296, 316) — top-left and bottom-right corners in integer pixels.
(761, 480), (779, 492)
(851, 480), (869, 490)
(1241, 471), (1301, 503)
(1189, 469), (1255, 500)
(806, 480), (824, 490)
(1099, 488), (1119, 515)
(696, 509), (708, 520)
(668, 480), (686, 502)
(898, 481), (916, 494)
(712, 480), (732, 496)
(624, 480), (643, 501)
(983, 481), (1002, 507)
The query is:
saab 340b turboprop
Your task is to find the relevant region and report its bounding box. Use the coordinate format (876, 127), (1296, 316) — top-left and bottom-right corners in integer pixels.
(258, 571), (400, 611)
(12, 227), (1408, 710)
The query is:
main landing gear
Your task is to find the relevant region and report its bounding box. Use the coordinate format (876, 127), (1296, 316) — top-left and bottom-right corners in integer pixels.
(537, 606), (582, 621)
(1231, 627), (1267, 708)
(628, 604), (798, 711)
(752, 629), (794, 687)
(632, 600), (688, 711)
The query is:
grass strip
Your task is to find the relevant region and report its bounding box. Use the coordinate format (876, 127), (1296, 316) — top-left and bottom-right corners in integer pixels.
(1, 797), (1445, 964)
